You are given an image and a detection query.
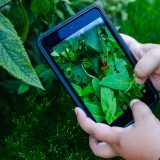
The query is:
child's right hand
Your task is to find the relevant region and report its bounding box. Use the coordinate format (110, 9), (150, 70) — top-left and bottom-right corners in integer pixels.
(121, 34), (160, 90)
(75, 35), (160, 160)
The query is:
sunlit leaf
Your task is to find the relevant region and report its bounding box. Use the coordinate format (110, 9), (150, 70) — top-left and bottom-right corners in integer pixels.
(18, 82), (30, 95)
(100, 73), (131, 91)
(92, 78), (101, 98)
(71, 83), (83, 96)
(0, 0), (10, 8)
(0, 13), (44, 89)
(85, 102), (105, 122)
(101, 87), (117, 124)
(81, 83), (94, 97)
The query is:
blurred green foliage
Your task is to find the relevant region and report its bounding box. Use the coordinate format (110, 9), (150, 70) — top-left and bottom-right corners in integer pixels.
(0, 0), (159, 159)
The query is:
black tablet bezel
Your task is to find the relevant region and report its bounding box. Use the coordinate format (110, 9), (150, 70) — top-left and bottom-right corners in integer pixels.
(37, 4), (159, 127)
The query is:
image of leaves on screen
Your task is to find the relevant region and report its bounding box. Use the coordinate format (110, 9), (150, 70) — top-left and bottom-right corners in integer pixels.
(51, 21), (144, 124)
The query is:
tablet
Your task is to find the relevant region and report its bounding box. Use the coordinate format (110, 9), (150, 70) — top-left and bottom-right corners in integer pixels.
(37, 4), (158, 127)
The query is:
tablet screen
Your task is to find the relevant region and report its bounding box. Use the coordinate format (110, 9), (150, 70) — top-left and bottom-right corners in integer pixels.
(50, 16), (144, 124)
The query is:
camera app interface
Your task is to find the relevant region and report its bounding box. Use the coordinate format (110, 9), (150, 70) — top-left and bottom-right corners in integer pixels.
(51, 17), (144, 124)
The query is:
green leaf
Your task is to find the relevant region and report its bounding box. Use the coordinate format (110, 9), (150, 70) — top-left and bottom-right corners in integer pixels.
(99, 73), (131, 91)
(34, 64), (48, 75)
(71, 83), (83, 96)
(39, 69), (57, 81)
(53, 41), (68, 54)
(68, 37), (79, 52)
(81, 83), (94, 97)
(55, 9), (64, 20)
(92, 79), (101, 98)
(115, 58), (129, 77)
(101, 87), (116, 114)
(70, 64), (92, 84)
(82, 27), (102, 52)
(18, 82), (30, 95)
(83, 96), (90, 103)
(6, 3), (29, 42)
(0, 0), (10, 8)
(31, 0), (51, 16)
(101, 87), (117, 124)
(0, 13), (44, 90)
(64, 1), (75, 16)
(85, 102), (105, 123)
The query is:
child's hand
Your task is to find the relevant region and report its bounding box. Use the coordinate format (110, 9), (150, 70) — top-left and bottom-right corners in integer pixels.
(121, 34), (160, 90)
(75, 100), (160, 160)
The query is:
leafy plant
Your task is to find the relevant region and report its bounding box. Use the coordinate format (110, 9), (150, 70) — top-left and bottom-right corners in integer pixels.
(0, 0), (158, 160)
(0, 10), (43, 89)
(51, 18), (144, 124)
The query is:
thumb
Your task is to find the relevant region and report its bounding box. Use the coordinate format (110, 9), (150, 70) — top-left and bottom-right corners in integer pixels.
(130, 99), (154, 122)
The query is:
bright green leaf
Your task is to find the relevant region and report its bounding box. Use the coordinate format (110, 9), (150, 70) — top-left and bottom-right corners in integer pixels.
(85, 102), (105, 122)
(55, 9), (65, 20)
(71, 83), (83, 96)
(0, 0), (10, 8)
(101, 87), (116, 114)
(64, 2), (75, 16)
(92, 78), (101, 98)
(0, 13), (44, 89)
(18, 82), (30, 95)
(81, 83), (94, 97)
(115, 58), (129, 77)
(101, 87), (117, 124)
(99, 73), (131, 91)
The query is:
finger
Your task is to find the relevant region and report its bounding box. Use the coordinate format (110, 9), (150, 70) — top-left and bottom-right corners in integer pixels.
(89, 136), (117, 158)
(75, 107), (123, 143)
(134, 48), (160, 79)
(130, 99), (154, 122)
(141, 43), (160, 53)
(150, 73), (160, 90)
(120, 34), (142, 60)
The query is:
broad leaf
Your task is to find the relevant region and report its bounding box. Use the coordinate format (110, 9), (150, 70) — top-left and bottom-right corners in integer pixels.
(81, 83), (94, 97)
(99, 73), (131, 91)
(0, 13), (44, 89)
(101, 87), (116, 114)
(101, 87), (117, 124)
(39, 69), (57, 81)
(53, 41), (69, 55)
(92, 79), (101, 98)
(69, 37), (79, 52)
(0, 0), (10, 8)
(85, 102), (105, 122)
(7, 3), (29, 42)
(82, 26), (102, 52)
(70, 64), (92, 84)
(18, 82), (30, 95)
(115, 58), (129, 77)
(71, 83), (83, 96)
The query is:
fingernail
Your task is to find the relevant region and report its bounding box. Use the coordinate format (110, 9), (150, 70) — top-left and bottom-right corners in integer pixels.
(130, 99), (140, 108)
(74, 108), (78, 116)
(135, 77), (145, 84)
